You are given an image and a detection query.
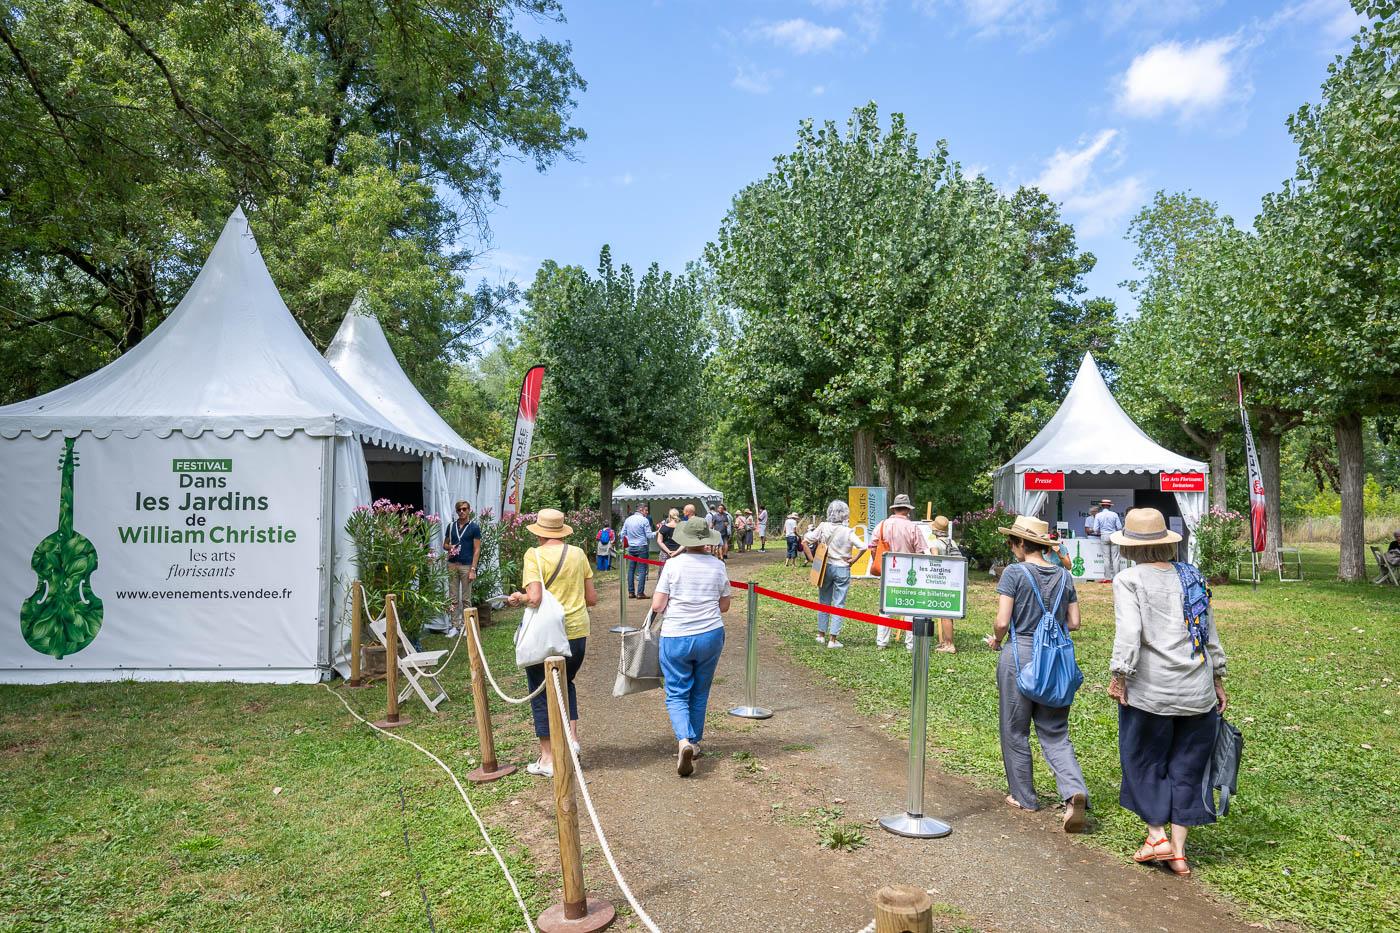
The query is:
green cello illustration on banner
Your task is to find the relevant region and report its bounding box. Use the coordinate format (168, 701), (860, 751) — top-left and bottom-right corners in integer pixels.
(21, 437), (103, 658)
(1071, 542), (1085, 577)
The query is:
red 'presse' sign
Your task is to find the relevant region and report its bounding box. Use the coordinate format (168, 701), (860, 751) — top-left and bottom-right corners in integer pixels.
(1159, 472), (1206, 492)
(1023, 472), (1065, 491)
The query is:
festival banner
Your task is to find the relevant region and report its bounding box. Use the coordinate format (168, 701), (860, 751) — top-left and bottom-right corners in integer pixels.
(502, 365), (545, 518)
(1237, 374), (1267, 553)
(0, 432), (321, 681)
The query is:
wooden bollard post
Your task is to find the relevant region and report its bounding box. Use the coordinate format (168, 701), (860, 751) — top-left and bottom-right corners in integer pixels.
(347, 581), (369, 688)
(537, 656), (615, 933)
(465, 608), (516, 783)
(373, 594), (411, 729)
(873, 884), (933, 933)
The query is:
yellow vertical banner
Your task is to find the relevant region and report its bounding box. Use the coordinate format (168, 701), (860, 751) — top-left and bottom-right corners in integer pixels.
(848, 485), (878, 577)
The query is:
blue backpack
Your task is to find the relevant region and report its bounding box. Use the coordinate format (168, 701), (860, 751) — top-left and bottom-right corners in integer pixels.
(1007, 563), (1084, 708)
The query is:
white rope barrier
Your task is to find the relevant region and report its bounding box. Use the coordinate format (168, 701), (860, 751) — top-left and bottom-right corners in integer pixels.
(419, 621), (466, 679)
(322, 684), (538, 933)
(550, 667), (662, 933)
(468, 616), (547, 705)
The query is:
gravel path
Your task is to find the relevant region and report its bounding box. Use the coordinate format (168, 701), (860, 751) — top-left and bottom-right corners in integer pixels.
(502, 549), (1259, 932)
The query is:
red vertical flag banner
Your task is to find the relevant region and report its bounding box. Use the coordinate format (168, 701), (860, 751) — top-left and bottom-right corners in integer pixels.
(1237, 374), (1267, 553)
(501, 366), (546, 518)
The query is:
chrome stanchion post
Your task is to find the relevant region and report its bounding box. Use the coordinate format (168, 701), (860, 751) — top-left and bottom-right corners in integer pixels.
(729, 580), (772, 720)
(880, 617), (950, 838)
(610, 551), (637, 635)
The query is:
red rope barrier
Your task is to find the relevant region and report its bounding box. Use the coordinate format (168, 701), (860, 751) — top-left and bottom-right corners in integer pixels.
(620, 554), (909, 631)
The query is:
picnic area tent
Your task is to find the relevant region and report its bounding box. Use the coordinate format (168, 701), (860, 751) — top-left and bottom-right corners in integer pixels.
(993, 352), (1209, 575)
(325, 297), (502, 528)
(0, 208), (450, 684)
(612, 462), (724, 517)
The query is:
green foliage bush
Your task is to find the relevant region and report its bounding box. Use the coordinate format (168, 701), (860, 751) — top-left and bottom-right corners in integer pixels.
(955, 503), (1017, 569)
(345, 499), (450, 641)
(1195, 507), (1248, 582)
(495, 508), (609, 592)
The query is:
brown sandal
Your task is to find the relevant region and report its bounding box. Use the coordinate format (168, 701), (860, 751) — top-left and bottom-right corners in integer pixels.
(1163, 856), (1192, 876)
(1133, 835), (1171, 863)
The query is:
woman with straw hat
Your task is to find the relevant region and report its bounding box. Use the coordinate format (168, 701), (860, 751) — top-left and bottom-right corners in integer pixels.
(1107, 508), (1228, 877)
(505, 508), (598, 778)
(650, 517), (732, 776)
(985, 514), (1089, 832)
(929, 515), (959, 653)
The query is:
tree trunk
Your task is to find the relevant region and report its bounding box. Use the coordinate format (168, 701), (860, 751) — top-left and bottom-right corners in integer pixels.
(1257, 429), (1283, 571)
(853, 429), (875, 486)
(874, 445), (910, 499)
(1335, 413), (1366, 582)
(600, 466), (615, 531)
(1209, 441), (1227, 512)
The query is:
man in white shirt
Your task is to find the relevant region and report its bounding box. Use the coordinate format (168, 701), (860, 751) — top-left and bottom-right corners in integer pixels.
(1095, 498), (1124, 581)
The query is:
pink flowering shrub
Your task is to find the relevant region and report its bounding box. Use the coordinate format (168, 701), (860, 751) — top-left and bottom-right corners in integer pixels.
(495, 507), (610, 592)
(956, 503), (1018, 569)
(1195, 506), (1248, 581)
(345, 498), (450, 640)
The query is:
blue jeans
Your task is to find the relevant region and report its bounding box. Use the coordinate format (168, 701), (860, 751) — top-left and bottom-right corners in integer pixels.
(626, 545), (650, 595)
(786, 535), (800, 559)
(596, 554), (611, 571)
(658, 627), (726, 742)
(817, 564), (851, 636)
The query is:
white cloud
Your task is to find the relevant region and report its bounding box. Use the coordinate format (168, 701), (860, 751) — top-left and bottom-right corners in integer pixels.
(916, 0), (1059, 41)
(1116, 37), (1240, 117)
(1096, 0), (1217, 35)
(1033, 129), (1119, 198)
(1063, 177), (1146, 236)
(1267, 0), (1364, 48)
(811, 84), (827, 96)
(612, 172), (634, 187)
(753, 18), (846, 53)
(1031, 130), (1144, 238)
(732, 65), (777, 94)
(808, 0), (886, 40)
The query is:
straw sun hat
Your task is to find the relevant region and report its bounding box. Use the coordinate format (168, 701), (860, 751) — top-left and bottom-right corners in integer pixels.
(931, 515), (951, 534)
(997, 515), (1057, 547)
(889, 493), (914, 512)
(674, 516), (721, 547)
(526, 508), (573, 539)
(1108, 508), (1181, 546)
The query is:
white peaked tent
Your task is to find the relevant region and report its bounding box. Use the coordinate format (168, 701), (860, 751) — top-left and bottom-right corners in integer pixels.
(325, 298), (502, 528)
(612, 462), (724, 509)
(0, 208), (446, 684)
(994, 353), (1209, 566)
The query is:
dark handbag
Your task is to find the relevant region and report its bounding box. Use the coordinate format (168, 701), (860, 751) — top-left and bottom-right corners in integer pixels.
(1204, 715), (1243, 816)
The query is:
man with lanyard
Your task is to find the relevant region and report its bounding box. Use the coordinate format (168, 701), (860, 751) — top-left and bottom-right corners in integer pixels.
(707, 502), (733, 560)
(622, 504), (654, 599)
(872, 494), (931, 651)
(1095, 498), (1124, 581)
(442, 500), (481, 635)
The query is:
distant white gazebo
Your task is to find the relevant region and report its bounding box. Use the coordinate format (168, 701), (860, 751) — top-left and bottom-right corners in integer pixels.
(612, 462), (724, 516)
(993, 352), (1209, 577)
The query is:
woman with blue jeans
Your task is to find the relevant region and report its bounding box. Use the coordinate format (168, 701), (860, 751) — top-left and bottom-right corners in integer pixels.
(803, 500), (855, 648)
(650, 517), (732, 777)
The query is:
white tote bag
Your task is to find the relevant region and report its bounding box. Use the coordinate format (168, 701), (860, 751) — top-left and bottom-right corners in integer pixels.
(514, 546), (574, 667)
(613, 609), (664, 697)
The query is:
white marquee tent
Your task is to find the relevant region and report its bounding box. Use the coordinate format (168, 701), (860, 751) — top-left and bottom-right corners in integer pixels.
(325, 297), (501, 529)
(994, 352), (1209, 570)
(0, 208), (459, 684)
(612, 462), (724, 512)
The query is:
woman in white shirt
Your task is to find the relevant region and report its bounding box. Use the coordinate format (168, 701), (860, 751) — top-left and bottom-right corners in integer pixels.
(650, 517), (733, 777)
(802, 500), (856, 648)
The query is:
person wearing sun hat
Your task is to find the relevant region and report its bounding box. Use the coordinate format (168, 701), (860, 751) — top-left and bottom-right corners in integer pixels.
(1096, 498), (1124, 580)
(928, 514), (960, 651)
(783, 512), (800, 566)
(1107, 508), (1228, 877)
(650, 516), (733, 776)
(985, 514), (1090, 832)
(505, 508), (598, 778)
(872, 494), (930, 651)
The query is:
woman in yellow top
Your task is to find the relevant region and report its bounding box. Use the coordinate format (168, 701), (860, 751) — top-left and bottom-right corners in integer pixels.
(505, 509), (598, 778)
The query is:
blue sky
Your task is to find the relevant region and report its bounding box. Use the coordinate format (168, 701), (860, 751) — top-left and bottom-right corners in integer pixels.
(479, 0), (1364, 316)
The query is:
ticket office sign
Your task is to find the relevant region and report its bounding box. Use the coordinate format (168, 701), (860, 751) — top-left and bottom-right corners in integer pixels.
(879, 552), (968, 619)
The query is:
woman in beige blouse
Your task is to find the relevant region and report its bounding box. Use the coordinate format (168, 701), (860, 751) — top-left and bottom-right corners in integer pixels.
(1107, 508), (1227, 877)
(802, 500), (855, 648)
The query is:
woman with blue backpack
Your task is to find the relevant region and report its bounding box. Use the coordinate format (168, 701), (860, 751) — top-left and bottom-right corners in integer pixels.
(1107, 508), (1228, 878)
(985, 515), (1090, 833)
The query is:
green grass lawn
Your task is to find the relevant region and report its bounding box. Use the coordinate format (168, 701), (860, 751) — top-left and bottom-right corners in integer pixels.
(751, 544), (1398, 933)
(0, 610), (555, 932)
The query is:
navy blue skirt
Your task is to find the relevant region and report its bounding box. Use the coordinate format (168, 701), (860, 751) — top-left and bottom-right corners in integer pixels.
(1118, 703), (1219, 827)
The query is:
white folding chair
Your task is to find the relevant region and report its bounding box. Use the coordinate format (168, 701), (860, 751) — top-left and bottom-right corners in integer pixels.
(1276, 547), (1303, 582)
(1372, 547), (1400, 587)
(369, 617), (450, 713)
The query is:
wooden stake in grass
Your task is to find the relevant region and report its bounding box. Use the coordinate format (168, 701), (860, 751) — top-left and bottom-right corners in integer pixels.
(874, 884), (933, 933)
(373, 594), (410, 729)
(537, 656), (615, 933)
(465, 608), (516, 783)
(347, 580), (367, 689)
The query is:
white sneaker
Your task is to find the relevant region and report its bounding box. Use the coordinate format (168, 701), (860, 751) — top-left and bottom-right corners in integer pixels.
(815, 634), (827, 644)
(525, 761), (553, 778)
(826, 639), (844, 649)
(445, 626), (460, 638)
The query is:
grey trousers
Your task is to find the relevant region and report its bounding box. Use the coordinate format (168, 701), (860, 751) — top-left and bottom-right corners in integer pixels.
(997, 637), (1089, 810)
(1103, 542), (1121, 578)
